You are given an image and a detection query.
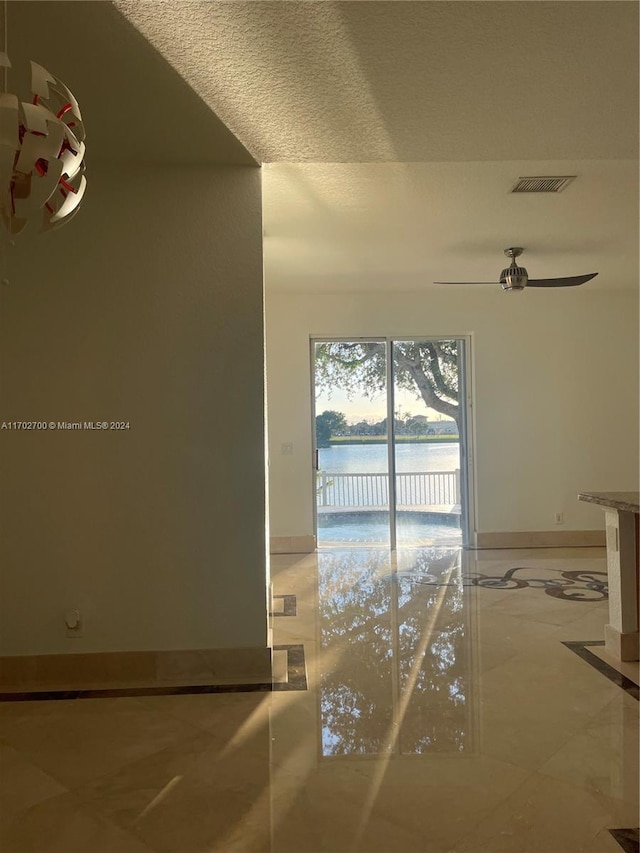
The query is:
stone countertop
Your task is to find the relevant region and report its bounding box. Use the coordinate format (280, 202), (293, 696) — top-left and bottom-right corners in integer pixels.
(578, 492), (640, 514)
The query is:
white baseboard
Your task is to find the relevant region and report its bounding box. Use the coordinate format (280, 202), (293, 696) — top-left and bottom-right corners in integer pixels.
(270, 535), (316, 554)
(474, 530), (606, 549)
(0, 646), (272, 691)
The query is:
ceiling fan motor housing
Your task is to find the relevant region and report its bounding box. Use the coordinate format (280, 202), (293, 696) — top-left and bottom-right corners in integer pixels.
(500, 264), (528, 291)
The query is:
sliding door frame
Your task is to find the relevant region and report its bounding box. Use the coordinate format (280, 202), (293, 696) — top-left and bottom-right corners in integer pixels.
(310, 335), (476, 549)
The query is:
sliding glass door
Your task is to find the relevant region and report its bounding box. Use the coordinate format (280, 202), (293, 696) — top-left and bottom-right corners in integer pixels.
(312, 338), (470, 549)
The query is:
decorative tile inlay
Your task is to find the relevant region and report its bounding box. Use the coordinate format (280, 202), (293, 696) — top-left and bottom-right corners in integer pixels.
(609, 828), (640, 853)
(562, 641), (639, 701)
(399, 566), (608, 601)
(270, 594), (297, 617)
(0, 682), (272, 702)
(0, 644), (307, 701)
(273, 644), (307, 691)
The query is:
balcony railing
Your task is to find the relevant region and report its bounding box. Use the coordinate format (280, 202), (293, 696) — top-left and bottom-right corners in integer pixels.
(316, 470), (460, 510)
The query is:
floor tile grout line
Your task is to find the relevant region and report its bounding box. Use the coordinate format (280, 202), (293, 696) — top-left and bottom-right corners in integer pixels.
(534, 715), (640, 816)
(447, 766), (540, 852)
(452, 766), (638, 853)
(535, 682), (640, 776)
(450, 639), (638, 851)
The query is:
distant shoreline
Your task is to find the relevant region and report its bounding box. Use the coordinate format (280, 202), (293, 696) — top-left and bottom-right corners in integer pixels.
(325, 436), (459, 446)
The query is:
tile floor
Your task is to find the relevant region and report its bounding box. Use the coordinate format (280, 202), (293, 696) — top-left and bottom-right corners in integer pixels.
(0, 546), (638, 852)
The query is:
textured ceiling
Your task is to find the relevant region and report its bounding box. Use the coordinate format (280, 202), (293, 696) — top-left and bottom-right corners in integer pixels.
(114, 0), (638, 291)
(116, 1), (638, 163)
(12, 2), (635, 291)
(7, 2), (255, 165)
(263, 160), (639, 291)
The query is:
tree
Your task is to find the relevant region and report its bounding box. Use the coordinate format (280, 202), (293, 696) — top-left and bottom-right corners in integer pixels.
(315, 341), (460, 428)
(352, 420), (373, 436)
(316, 410), (348, 447)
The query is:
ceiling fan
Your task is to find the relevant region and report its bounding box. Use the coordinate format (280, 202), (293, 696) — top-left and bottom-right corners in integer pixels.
(434, 248), (598, 293)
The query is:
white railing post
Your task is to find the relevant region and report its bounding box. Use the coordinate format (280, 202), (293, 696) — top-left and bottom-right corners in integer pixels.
(318, 473), (329, 506)
(454, 468), (461, 504)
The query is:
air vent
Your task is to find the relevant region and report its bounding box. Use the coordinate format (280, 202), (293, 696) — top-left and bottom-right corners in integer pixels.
(511, 176), (576, 194)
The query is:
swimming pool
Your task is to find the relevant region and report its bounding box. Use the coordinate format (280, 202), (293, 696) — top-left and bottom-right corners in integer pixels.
(317, 510), (462, 547)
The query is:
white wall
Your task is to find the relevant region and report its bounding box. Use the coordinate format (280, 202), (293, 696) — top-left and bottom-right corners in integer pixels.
(266, 287), (639, 540)
(0, 164), (267, 655)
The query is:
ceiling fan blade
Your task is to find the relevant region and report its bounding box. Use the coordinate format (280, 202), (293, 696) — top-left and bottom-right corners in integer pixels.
(433, 281), (500, 285)
(527, 273), (598, 288)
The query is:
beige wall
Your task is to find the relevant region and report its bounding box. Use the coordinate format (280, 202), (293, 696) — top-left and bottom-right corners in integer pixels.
(0, 164), (267, 655)
(265, 288), (639, 540)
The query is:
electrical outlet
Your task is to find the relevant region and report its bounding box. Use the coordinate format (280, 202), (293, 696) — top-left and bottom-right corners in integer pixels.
(281, 442), (294, 456)
(554, 512), (564, 525)
(65, 608), (83, 638)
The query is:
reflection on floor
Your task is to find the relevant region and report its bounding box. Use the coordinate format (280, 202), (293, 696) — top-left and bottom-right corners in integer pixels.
(1, 547), (638, 852)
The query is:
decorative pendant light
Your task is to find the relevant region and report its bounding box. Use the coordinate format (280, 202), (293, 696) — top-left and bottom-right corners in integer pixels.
(0, 5), (86, 238)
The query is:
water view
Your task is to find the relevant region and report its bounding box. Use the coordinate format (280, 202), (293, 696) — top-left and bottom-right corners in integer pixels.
(317, 442), (462, 547)
(319, 442), (459, 474)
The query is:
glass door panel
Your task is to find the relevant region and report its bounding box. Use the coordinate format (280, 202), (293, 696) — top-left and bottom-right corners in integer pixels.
(392, 340), (464, 548)
(313, 340), (390, 547)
